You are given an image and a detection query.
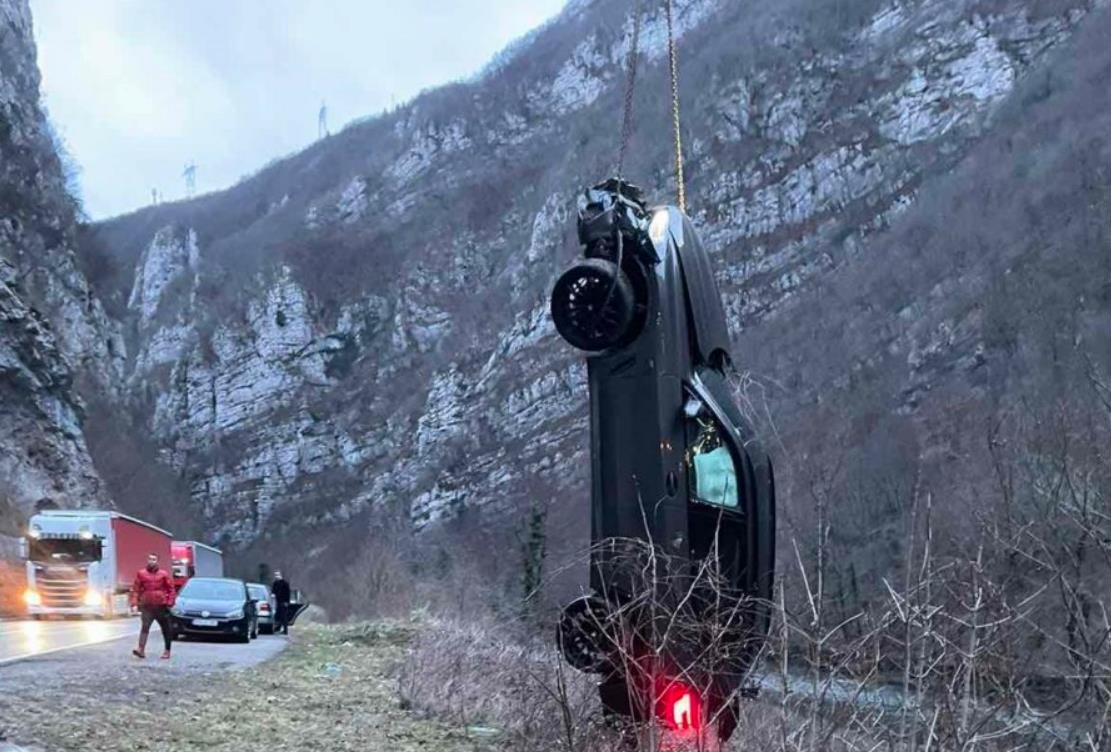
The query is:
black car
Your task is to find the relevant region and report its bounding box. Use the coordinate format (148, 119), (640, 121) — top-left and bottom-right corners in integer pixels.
(170, 577), (258, 642)
(550, 180), (776, 741)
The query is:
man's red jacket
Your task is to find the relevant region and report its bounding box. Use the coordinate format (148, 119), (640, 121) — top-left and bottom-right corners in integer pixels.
(130, 567), (176, 609)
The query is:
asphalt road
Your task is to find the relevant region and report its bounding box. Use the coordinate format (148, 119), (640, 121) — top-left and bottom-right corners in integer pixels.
(0, 617), (287, 671)
(0, 618), (139, 665)
(0, 619), (290, 752)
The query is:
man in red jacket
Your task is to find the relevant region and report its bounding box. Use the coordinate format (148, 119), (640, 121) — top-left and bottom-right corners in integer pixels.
(130, 553), (176, 659)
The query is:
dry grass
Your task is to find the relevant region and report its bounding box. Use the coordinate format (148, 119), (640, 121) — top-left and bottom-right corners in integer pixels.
(1, 622), (495, 752)
(400, 617), (606, 752)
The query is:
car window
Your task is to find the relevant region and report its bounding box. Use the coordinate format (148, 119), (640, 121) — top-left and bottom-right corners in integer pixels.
(686, 413), (739, 509)
(180, 580), (244, 600)
(247, 585), (268, 600)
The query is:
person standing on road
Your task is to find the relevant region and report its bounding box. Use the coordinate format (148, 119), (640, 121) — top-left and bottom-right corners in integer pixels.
(130, 553), (176, 659)
(272, 570), (291, 635)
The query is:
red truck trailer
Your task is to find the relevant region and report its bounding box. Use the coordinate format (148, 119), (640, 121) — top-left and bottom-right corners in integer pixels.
(170, 541), (224, 590)
(21, 511), (172, 618)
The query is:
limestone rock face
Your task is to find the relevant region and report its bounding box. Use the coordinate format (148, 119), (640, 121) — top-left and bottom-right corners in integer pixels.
(0, 0), (120, 537)
(74, 0), (1111, 553)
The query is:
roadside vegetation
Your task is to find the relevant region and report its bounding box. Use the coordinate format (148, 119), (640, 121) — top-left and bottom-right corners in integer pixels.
(0, 623), (490, 752)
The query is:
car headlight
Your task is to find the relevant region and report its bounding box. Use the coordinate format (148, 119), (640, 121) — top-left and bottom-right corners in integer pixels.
(226, 608), (244, 620)
(83, 589), (102, 607)
(24, 589), (41, 606)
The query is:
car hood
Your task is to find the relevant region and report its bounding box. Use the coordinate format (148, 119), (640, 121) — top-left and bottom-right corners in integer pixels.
(176, 598), (242, 614)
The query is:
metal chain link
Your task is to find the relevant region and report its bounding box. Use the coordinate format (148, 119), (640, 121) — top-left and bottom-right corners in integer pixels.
(665, 0), (686, 213)
(616, 0), (645, 183)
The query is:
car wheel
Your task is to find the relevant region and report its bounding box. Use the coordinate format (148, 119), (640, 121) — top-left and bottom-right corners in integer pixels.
(557, 594), (615, 673)
(551, 258), (636, 352)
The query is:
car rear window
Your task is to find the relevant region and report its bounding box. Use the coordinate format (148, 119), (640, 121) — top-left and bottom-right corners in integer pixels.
(247, 585), (268, 599)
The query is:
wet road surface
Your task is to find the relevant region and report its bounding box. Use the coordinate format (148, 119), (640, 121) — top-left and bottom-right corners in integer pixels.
(0, 618), (138, 665)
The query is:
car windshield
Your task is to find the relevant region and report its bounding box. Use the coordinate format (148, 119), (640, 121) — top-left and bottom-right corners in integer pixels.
(247, 585), (269, 600)
(180, 580), (243, 600)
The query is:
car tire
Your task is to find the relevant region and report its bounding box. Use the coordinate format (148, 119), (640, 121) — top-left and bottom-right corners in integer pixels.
(551, 258), (636, 352)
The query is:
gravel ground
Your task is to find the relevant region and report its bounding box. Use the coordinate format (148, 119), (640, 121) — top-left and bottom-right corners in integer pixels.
(0, 622), (493, 752)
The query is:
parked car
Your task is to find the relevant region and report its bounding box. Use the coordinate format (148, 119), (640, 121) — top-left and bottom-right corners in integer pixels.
(170, 577), (257, 642)
(246, 582), (275, 634)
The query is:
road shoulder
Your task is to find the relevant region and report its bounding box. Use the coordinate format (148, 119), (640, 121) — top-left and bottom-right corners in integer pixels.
(0, 623), (490, 752)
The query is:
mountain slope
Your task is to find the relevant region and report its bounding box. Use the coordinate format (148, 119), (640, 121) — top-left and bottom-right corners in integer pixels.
(0, 0), (124, 548)
(77, 0), (1111, 580)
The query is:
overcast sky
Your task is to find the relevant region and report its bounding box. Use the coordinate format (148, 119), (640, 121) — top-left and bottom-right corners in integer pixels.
(30, 1), (566, 220)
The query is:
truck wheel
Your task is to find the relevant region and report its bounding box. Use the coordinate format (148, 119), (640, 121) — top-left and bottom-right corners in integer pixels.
(551, 258), (635, 352)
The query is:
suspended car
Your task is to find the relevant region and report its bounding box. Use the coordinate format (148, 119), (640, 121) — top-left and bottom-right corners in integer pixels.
(550, 179), (776, 742)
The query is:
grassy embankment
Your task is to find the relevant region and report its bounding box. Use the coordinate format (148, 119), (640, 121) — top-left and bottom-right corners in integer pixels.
(15, 623), (496, 752)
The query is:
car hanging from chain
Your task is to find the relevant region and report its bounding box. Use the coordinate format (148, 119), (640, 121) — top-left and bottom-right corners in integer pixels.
(548, 0), (776, 743)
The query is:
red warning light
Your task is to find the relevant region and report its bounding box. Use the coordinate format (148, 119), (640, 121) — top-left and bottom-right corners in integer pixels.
(659, 684), (700, 731)
(672, 692), (693, 729)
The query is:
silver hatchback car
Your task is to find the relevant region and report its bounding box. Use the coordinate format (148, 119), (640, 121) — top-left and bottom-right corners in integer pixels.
(246, 582), (276, 634)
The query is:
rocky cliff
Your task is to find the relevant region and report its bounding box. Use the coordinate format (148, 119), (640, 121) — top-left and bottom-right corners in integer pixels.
(65, 0), (1111, 577)
(0, 0), (124, 548)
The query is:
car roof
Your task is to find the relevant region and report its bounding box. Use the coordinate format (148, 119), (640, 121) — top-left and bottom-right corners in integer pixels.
(183, 577), (244, 586)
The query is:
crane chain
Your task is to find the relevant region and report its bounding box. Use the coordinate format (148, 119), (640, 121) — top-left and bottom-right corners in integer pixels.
(616, 0), (645, 184)
(664, 0), (686, 213)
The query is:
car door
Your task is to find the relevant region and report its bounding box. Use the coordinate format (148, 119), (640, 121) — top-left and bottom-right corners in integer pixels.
(684, 367), (775, 610)
(286, 589), (309, 625)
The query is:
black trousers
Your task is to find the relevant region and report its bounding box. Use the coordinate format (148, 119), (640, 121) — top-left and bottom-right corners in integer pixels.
(276, 602), (290, 633)
(140, 606), (172, 651)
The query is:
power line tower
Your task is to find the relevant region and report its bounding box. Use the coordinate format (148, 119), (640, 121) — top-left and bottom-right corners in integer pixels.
(182, 161), (197, 198)
(318, 100), (329, 139)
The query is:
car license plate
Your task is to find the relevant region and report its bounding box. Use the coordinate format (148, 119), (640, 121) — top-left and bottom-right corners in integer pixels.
(193, 618), (218, 627)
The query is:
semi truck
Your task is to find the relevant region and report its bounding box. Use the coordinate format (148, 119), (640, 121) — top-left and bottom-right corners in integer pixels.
(20, 510), (172, 619)
(170, 540), (224, 590)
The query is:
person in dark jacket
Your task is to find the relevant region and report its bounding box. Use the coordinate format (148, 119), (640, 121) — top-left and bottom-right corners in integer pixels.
(130, 553), (176, 659)
(272, 570), (291, 635)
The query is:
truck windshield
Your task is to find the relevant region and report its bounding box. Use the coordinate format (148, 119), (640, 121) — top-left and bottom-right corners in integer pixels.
(172, 559), (195, 578)
(27, 538), (102, 564)
(180, 580), (243, 600)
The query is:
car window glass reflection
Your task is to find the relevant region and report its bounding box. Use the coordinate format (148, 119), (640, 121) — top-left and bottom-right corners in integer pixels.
(687, 416), (738, 509)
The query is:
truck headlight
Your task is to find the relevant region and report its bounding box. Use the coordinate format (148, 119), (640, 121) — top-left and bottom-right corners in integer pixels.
(24, 589), (41, 606)
(83, 589), (103, 607)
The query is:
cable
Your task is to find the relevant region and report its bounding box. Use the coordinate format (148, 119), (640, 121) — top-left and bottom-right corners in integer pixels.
(665, 0), (686, 213)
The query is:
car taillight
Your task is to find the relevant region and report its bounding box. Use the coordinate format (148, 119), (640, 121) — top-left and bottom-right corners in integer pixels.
(259, 603), (270, 612)
(658, 684), (700, 732)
